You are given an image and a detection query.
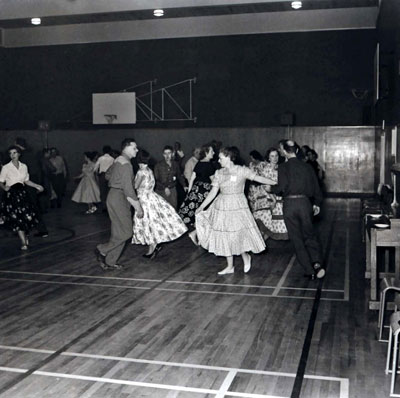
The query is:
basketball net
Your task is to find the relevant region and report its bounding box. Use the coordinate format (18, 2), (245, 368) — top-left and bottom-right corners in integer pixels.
(104, 114), (117, 124)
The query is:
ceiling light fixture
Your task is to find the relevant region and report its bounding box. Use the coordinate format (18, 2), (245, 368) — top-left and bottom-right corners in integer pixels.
(291, 1), (302, 9)
(153, 9), (164, 17)
(31, 17), (41, 25)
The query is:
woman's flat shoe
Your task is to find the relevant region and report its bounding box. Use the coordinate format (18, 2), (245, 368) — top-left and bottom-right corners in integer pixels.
(218, 267), (234, 275)
(244, 259), (252, 273)
(21, 245), (28, 251)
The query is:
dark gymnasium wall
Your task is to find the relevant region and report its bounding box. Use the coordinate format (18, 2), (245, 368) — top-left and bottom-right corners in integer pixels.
(0, 126), (377, 194)
(1, 29), (376, 129)
(377, 0), (400, 125)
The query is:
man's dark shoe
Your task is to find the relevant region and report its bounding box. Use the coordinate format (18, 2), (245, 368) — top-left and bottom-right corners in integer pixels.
(94, 248), (106, 263)
(304, 273), (317, 281)
(313, 262), (325, 279)
(35, 232), (48, 237)
(107, 264), (124, 270)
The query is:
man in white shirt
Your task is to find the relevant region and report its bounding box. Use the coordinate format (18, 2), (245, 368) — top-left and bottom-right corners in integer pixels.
(183, 147), (201, 183)
(94, 145), (115, 212)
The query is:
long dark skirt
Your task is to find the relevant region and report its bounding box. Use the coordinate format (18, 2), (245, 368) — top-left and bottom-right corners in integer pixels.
(0, 183), (39, 233)
(178, 181), (212, 225)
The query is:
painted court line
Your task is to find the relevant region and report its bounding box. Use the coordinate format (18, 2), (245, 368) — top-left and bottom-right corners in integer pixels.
(0, 270), (163, 283)
(216, 370), (238, 398)
(0, 277), (345, 301)
(0, 367), (282, 398)
(0, 345), (54, 354)
(344, 226), (350, 301)
(0, 270), (344, 293)
(154, 286), (346, 301)
(0, 344), (350, 380)
(0, 229), (109, 266)
(272, 255), (296, 296)
(0, 345), (349, 398)
(0, 363), (348, 398)
(0, 277), (151, 291)
(34, 370), (219, 395)
(0, 366), (27, 374)
(166, 279), (344, 293)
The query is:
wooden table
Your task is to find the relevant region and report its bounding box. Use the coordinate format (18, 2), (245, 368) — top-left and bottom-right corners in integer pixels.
(365, 218), (400, 310)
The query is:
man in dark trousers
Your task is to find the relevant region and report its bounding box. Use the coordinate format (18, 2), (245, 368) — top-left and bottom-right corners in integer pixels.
(95, 138), (143, 270)
(271, 140), (325, 280)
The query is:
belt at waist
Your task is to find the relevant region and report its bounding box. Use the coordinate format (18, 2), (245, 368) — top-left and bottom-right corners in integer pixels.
(285, 194), (307, 199)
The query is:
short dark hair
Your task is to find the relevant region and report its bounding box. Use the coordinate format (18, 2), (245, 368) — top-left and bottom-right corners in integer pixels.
(137, 149), (151, 164)
(199, 144), (212, 160)
(121, 138), (136, 151)
(163, 145), (173, 152)
(265, 147), (279, 161)
(278, 139), (288, 147)
(308, 149), (318, 159)
(283, 140), (298, 154)
(249, 150), (264, 162)
(84, 151), (97, 161)
(220, 146), (241, 164)
(8, 145), (21, 155)
(102, 145), (112, 154)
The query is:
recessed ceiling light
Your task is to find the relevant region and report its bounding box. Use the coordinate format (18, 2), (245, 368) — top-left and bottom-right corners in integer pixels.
(291, 1), (302, 9)
(153, 9), (164, 17)
(31, 17), (41, 25)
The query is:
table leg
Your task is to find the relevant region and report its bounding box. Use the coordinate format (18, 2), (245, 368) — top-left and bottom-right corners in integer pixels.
(366, 229), (371, 278)
(371, 229), (377, 301)
(396, 247), (400, 280)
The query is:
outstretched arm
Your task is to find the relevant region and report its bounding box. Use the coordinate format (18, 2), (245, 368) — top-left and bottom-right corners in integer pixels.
(25, 180), (44, 192)
(253, 175), (277, 185)
(196, 186), (219, 213)
(187, 172), (196, 193)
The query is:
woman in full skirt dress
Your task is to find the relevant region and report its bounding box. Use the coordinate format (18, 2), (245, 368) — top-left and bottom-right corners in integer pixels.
(247, 147), (288, 241)
(0, 146), (44, 250)
(132, 150), (188, 258)
(71, 152), (101, 214)
(195, 147), (276, 275)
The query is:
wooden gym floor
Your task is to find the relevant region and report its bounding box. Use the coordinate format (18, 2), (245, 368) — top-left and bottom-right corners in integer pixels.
(0, 198), (390, 397)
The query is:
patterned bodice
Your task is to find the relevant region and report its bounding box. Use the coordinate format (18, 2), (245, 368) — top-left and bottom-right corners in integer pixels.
(213, 165), (255, 195)
(82, 162), (95, 177)
(136, 166), (155, 192)
(250, 161), (278, 182)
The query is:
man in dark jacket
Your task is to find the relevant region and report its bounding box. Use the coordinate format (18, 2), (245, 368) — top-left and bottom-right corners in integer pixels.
(271, 140), (325, 280)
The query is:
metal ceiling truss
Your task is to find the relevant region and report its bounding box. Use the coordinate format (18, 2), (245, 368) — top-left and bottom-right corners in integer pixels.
(123, 78), (197, 123)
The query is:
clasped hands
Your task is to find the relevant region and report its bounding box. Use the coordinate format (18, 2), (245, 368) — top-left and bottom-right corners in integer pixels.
(127, 197), (144, 218)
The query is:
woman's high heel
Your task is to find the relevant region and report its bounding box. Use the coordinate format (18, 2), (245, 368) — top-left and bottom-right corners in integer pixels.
(142, 245), (162, 259)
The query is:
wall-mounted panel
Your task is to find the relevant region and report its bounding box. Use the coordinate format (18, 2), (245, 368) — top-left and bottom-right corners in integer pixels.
(0, 126), (376, 194)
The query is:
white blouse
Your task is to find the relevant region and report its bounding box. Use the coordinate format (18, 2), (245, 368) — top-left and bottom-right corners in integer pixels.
(0, 161), (29, 187)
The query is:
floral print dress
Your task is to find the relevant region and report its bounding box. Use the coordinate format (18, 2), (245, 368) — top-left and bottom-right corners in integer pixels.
(178, 161), (216, 225)
(132, 165), (188, 245)
(248, 162), (288, 240)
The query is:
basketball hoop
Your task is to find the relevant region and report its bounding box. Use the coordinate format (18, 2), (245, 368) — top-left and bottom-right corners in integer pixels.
(104, 114), (117, 124)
